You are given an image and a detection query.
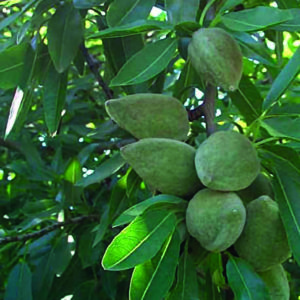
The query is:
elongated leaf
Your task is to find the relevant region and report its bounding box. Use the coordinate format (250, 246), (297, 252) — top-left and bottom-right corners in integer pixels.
(219, 0), (243, 13)
(263, 151), (300, 266)
(47, 3), (83, 73)
(72, 281), (99, 300)
(130, 230), (180, 300)
(64, 158), (82, 184)
(107, 0), (156, 27)
(92, 207), (110, 247)
(165, 0), (199, 24)
(0, 43), (28, 89)
(32, 235), (72, 300)
(229, 75), (263, 123)
(168, 247), (199, 300)
(226, 256), (270, 300)
(4, 263), (33, 300)
(110, 38), (177, 86)
(233, 32), (276, 67)
(113, 194), (186, 227)
(73, 0), (106, 9)
(260, 116), (300, 141)
(78, 227), (104, 268)
(102, 209), (176, 270)
(263, 46), (300, 109)
(0, 0), (38, 31)
(89, 20), (172, 39)
(262, 145), (300, 171)
(273, 8), (300, 31)
(76, 153), (125, 187)
(221, 6), (292, 32)
(43, 63), (68, 135)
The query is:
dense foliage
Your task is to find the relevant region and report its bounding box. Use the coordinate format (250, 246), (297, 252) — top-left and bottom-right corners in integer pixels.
(1, 0), (300, 299)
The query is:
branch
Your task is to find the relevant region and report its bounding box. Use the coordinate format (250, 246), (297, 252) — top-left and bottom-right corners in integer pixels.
(96, 138), (136, 153)
(187, 84), (217, 136)
(0, 215), (98, 245)
(0, 137), (21, 152)
(80, 44), (114, 100)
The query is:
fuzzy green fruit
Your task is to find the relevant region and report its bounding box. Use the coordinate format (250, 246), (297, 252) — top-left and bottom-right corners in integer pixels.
(105, 94), (189, 141)
(188, 28), (243, 91)
(234, 196), (291, 271)
(186, 189), (246, 252)
(121, 138), (202, 196)
(238, 173), (274, 204)
(195, 131), (260, 191)
(258, 264), (290, 300)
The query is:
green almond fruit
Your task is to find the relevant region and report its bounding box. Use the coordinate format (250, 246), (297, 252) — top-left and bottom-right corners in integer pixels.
(188, 27), (243, 91)
(105, 94), (189, 141)
(238, 173), (274, 204)
(258, 264), (290, 300)
(120, 138), (202, 197)
(195, 131), (260, 191)
(186, 189), (246, 252)
(234, 196), (291, 272)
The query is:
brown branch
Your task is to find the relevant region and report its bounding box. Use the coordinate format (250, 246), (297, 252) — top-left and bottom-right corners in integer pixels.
(0, 215), (98, 246)
(187, 84), (217, 136)
(0, 137), (21, 151)
(96, 138), (136, 153)
(80, 44), (114, 100)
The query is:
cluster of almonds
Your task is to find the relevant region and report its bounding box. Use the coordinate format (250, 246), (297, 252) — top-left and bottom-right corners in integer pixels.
(105, 27), (290, 299)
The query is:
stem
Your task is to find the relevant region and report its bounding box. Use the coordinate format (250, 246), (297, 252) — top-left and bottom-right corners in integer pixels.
(80, 44), (114, 100)
(0, 215), (98, 245)
(203, 84), (217, 136)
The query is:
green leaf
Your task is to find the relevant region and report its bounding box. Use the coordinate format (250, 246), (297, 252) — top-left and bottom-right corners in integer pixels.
(43, 63), (68, 135)
(0, 43), (28, 89)
(233, 32), (276, 67)
(173, 61), (204, 102)
(64, 158), (82, 184)
(130, 230), (180, 300)
(102, 209), (177, 271)
(221, 6), (292, 32)
(226, 255), (270, 300)
(167, 246), (199, 300)
(272, 9), (300, 31)
(113, 194), (186, 227)
(165, 0), (199, 24)
(110, 38), (177, 86)
(219, 0), (243, 14)
(88, 20), (173, 39)
(5, 87), (33, 138)
(92, 207), (110, 247)
(47, 3), (83, 73)
(260, 116), (300, 141)
(78, 227), (104, 268)
(107, 0), (156, 27)
(72, 281), (99, 300)
(263, 151), (300, 267)
(76, 153), (125, 187)
(229, 75), (263, 123)
(261, 145), (300, 171)
(0, 0), (38, 31)
(73, 0), (106, 9)
(263, 46), (300, 109)
(4, 263), (33, 300)
(32, 235), (72, 300)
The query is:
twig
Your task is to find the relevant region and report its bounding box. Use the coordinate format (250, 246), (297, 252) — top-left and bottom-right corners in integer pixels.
(0, 138), (21, 151)
(0, 215), (98, 245)
(203, 83), (217, 136)
(96, 138), (136, 153)
(80, 44), (114, 100)
(187, 84), (217, 136)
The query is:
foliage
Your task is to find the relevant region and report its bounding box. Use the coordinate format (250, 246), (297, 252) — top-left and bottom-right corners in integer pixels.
(0, 0), (300, 299)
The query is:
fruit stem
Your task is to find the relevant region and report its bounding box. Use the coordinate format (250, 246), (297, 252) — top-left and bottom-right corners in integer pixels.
(203, 84), (217, 136)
